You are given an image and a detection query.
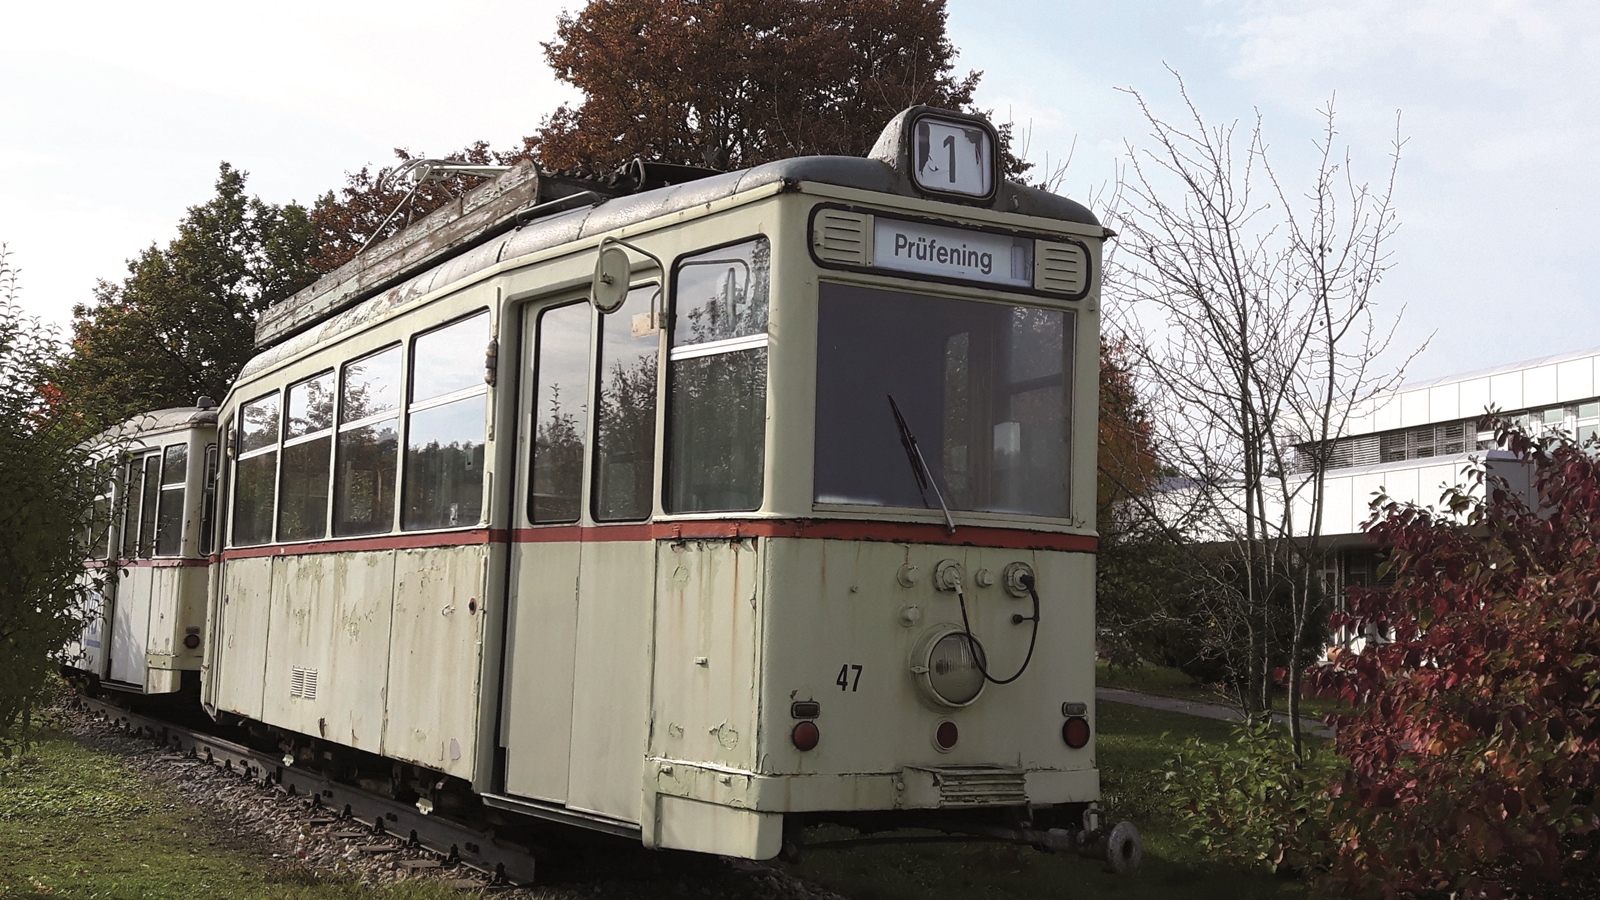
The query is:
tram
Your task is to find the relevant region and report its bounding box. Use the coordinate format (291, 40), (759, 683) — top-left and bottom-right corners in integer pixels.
(72, 406), (218, 695)
(73, 106), (1131, 866)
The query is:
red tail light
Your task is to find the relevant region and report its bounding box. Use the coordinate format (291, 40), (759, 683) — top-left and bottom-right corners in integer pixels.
(934, 720), (959, 751)
(792, 721), (820, 751)
(1062, 716), (1091, 749)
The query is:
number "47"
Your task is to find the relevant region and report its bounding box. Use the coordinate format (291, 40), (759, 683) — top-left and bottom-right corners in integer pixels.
(836, 664), (863, 692)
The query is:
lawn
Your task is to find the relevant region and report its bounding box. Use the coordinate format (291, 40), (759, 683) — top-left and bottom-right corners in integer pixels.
(0, 732), (471, 900)
(1096, 660), (1345, 721)
(782, 701), (1309, 899)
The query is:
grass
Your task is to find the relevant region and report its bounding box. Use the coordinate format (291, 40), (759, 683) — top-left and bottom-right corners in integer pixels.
(0, 731), (472, 899)
(782, 701), (1308, 899)
(1096, 661), (1346, 721)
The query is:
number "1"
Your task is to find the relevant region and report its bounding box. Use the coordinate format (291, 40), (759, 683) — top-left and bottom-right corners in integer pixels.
(836, 664), (863, 691)
(942, 134), (956, 184)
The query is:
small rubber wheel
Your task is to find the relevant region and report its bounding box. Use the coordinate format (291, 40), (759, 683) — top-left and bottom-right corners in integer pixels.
(1105, 821), (1143, 875)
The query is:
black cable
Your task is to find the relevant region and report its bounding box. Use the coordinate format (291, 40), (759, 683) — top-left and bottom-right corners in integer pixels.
(956, 572), (1040, 685)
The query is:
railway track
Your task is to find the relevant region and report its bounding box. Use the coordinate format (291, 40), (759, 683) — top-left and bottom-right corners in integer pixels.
(74, 695), (539, 887)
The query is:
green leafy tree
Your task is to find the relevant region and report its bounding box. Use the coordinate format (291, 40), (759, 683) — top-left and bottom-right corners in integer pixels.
(52, 164), (318, 428)
(0, 246), (107, 757)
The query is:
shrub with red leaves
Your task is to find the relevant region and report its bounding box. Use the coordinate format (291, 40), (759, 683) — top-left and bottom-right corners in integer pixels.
(1311, 423), (1600, 898)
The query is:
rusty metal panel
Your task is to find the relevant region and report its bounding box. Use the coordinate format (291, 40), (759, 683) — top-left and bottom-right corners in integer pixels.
(385, 545), (488, 780)
(261, 551), (395, 751)
(565, 540), (656, 824)
(216, 557), (274, 719)
(502, 541), (582, 803)
(650, 539), (761, 771)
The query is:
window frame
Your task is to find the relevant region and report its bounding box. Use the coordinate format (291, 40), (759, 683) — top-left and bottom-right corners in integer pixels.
(401, 309), (491, 533)
(663, 235), (772, 515)
(590, 283), (662, 524)
(526, 299), (595, 526)
(276, 369), (337, 543)
(231, 389), (283, 548)
(333, 343), (405, 538)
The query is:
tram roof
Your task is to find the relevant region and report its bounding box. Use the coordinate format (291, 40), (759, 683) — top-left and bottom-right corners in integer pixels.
(252, 144), (1101, 356)
(91, 406), (218, 448)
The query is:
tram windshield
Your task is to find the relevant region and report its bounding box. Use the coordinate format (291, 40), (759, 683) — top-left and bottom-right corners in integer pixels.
(814, 283), (1073, 519)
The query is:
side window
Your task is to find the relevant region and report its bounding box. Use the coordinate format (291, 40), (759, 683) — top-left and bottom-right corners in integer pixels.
(593, 286), (660, 522)
(199, 442), (219, 557)
(232, 392), (280, 547)
(530, 303), (592, 523)
(89, 460), (114, 560)
(666, 238), (770, 513)
(137, 453), (161, 557)
(403, 312), (489, 530)
(279, 372), (335, 541)
(155, 444), (187, 556)
(121, 458), (141, 558)
(334, 346), (401, 536)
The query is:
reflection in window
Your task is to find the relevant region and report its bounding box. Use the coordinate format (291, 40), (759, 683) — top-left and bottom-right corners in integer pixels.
(403, 312), (488, 531)
(155, 444), (187, 556)
(594, 286), (659, 521)
(814, 283), (1072, 518)
(279, 373), (335, 541)
(138, 454), (160, 557)
(335, 347), (401, 536)
(530, 303), (591, 523)
(200, 443), (218, 556)
(667, 238), (769, 512)
(233, 392), (280, 547)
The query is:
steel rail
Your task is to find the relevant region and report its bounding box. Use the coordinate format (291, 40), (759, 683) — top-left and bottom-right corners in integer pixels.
(75, 696), (538, 885)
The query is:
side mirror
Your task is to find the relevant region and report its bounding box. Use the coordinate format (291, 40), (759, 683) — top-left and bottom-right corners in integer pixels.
(591, 245), (631, 313)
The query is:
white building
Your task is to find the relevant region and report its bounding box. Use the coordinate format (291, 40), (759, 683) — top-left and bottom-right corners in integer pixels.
(1314, 347), (1600, 587)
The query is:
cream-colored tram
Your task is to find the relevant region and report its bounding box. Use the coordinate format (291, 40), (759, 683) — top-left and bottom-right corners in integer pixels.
(69, 406), (219, 695)
(201, 106), (1135, 867)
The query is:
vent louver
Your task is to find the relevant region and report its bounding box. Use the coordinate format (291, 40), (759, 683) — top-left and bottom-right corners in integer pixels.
(290, 666), (318, 700)
(812, 210), (873, 266)
(1034, 240), (1090, 296)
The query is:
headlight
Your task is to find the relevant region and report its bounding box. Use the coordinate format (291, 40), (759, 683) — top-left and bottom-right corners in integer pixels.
(912, 627), (986, 708)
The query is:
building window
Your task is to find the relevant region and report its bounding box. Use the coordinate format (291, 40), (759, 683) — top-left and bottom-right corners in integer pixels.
(667, 238), (770, 513)
(593, 286), (659, 521)
(334, 346), (401, 536)
(403, 312), (489, 531)
(530, 303), (592, 524)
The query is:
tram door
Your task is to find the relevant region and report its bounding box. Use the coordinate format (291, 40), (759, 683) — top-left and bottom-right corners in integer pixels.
(502, 291), (660, 825)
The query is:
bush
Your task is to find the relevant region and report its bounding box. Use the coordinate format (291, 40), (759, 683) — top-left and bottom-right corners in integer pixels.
(1311, 422), (1600, 897)
(1163, 719), (1333, 875)
(0, 247), (103, 758)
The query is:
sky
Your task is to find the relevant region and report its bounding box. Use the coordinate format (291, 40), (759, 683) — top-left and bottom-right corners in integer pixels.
(4, 0), (1598, 384)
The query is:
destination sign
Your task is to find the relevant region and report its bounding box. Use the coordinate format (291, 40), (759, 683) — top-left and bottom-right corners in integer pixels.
(872, 217), (1033, 288)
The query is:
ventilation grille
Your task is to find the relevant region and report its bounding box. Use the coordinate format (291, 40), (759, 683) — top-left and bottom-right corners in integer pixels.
(812, 210), (872, 265)
(1035, 240), (1089, 295)
(929, 766), (1028, 807)
(290, 666), (318, 700)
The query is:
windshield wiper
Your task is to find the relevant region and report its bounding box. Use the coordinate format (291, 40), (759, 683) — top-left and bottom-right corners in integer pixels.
(887, 394), (956, 534)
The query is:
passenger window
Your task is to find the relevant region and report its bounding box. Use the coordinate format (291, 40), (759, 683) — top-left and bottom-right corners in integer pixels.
(530, 303), (592, 523)
(199, 443), (219, 557)
(89, 462), (114, 561)
(666, 238), (770, 513)
(334, 346), (401, 536)
(232, 392), (280, 546)
(155, 444), (187, 556)
(120, 458), (141, 558)
(138, 453), (161, 557)
(279, 372), (335, 541)
(403, 312), (489, 530)
(593, 286), (660, 521)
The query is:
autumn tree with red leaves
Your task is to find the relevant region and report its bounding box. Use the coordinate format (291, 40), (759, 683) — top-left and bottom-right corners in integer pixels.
(1311, 421), (1600, 897)
(527, 0), (1004, 173)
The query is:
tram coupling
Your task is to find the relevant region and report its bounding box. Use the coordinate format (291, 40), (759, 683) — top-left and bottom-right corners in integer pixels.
(957, 820), (1143, 875)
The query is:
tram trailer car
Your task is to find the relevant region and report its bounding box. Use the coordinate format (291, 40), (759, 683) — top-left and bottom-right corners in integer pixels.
(69, 407), (219, 695)
(192, 107), (1134, 865)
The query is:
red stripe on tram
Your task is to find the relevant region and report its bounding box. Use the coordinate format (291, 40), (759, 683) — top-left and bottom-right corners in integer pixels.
(513, 519), (1098, 553)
